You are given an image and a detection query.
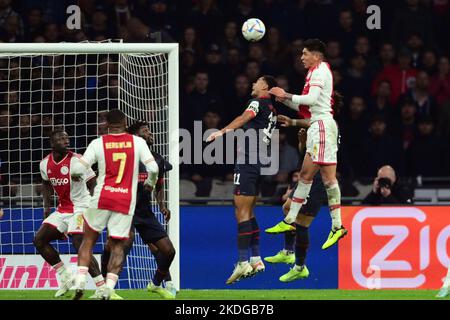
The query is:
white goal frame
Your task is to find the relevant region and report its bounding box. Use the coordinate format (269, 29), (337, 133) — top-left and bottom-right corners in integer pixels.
(0, 43), (180, 290)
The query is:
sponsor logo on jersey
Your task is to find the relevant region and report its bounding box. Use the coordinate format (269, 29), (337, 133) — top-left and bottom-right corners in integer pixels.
(104, 185), (129, 193)
(50, 177), (69, 186)
(60, 166), (69, 175)
(105, 141), (133, 149)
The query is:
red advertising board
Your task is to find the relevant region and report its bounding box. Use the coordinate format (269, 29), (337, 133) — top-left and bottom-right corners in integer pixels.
(339, 206), (450, 289)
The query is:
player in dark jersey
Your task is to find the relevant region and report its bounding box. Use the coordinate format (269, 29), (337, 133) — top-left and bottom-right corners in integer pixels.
(264, 128), (328, 282)
(206, 75), (278, 284)
(99, 121), (176, 299)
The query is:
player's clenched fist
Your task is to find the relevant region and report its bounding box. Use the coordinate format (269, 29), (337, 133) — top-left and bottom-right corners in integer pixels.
(269, 87), (287, 101)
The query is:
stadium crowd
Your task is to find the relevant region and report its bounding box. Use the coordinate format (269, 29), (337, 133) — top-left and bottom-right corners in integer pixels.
(1, 0), (450, 202)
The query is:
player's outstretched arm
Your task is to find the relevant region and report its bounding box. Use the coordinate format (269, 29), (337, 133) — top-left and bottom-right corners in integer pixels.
(278, 115), (310, 128)
(269, 86), (322, 107)
(206, 110), (254, 142)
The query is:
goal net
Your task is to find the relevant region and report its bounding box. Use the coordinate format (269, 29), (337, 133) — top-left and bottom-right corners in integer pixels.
(0, 42), (179, 290)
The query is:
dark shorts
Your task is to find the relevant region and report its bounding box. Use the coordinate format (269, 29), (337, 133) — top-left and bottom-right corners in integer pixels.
(288, 174), (327, 217)
(233, 163), (261, 196)
(131, 211), (167, 245)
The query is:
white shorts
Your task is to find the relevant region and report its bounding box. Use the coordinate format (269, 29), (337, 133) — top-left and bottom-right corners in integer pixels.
(83, 208), (133, 239)
(43, 210), (85, 235)
(306, 118), (339, 165)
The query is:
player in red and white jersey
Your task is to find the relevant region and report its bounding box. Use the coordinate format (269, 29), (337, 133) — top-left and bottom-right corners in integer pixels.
(73, 109), (159, 300)
(33, 129), (105, 298)
(267, 39), (347, 249)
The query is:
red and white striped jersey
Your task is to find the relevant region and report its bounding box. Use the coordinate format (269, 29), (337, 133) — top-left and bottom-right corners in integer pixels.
(39, 151), (95, 213)
(82, 133), (157, 216)
(301, 61), (334, 122)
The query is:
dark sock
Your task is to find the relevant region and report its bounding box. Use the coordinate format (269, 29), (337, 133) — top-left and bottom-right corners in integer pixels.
(153, 269), (167, 286)
(153, 250), (172, 281)
(284, 231), (296, 252)
(249, 217), (260, 257)
(101, 249), (110, 279)
(237, 220), (253, 262)
(295, 224), (310, 266)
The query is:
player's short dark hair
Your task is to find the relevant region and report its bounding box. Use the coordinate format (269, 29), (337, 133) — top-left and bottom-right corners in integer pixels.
(262, 75), (278, 90)
(304, 39), (327, 55)
(49, 128), (65, 140)
(127, 120), (148, 135)
(106, 109), (126, 124)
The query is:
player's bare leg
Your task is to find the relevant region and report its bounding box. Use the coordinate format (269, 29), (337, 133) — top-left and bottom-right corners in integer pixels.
(33, 224), (74, 297)
(319, 164), (347, 249)
(149, 243), (177, 295)
(102, 237), (127, 300)
(266, 153), (318, 233)
(146, 237), (176, 299)
(226, 195), (257, 284)
(71, 234), (106, 298)
(73, 225), (99, 300)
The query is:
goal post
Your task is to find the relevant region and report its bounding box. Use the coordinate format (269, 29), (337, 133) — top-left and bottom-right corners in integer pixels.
(0, 42), (179, 290)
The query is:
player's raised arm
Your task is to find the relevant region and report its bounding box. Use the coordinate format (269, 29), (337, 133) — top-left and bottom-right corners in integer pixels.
(269, 85), (322, 108)
(206, 103), (256, 142)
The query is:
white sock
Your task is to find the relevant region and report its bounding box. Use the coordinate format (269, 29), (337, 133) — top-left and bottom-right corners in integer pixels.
(294, 264), (304, 270)
(443, 265), (450, 288)
(53, 261), (68, 276)
(106, 273), (118, 290)
(75, 266), (89, 289)
(250, 256), (261, 263)
(326, 183), (342, 231)
(285, 181), (312, 224)
(93, 275), (105, 288)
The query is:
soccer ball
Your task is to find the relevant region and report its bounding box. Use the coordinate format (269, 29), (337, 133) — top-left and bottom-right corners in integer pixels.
(242, 18), (266, 42)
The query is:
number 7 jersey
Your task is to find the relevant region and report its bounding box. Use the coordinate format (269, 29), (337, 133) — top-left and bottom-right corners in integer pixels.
(82, 133), (157, 215)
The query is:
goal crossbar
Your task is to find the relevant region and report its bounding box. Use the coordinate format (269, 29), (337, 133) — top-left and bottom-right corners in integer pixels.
(0, 43), (178, 54)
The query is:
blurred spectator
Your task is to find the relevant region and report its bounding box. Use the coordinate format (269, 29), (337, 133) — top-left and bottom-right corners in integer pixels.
(342, 54), (371, 99)
(375, 42), (396, 72)
(181, 49), (197, 81)
(362, 115), (404, 177)
(340, 96), (370, 177)
(391, 0), (434, 47)
(430, 56), (450, 106)
(233, 0), (256, 25)
(43, 23), (60, 42)
(410, 115), (449, 177)
(4, 15), (23, 42)
(420, 49), (438, 75)
(334, 9), (359, 60)
(362, 165), (412, 205)
(183, 71), (221, 130)
(326, 40), (345, 70)
(399, 71), (437, 119)
(248, 43), (272, 74)
(244, 59), (261, 84)
(180, 27), (204, 57)
(0, 0), (23, 37)
(406, 32), (424, 68)
(134, 0), (177, 36)
(280, 169), (300, 203)
(87, 9), (112, 39)
(354, 35), (377, 76)
(113, 0), (132, 31)
(264, 26), (288, 71)
(203, 43), (229, 93)
(24, 7), (44, 41)
(225, 74), (251, 123)
(186, 0), (224, 44)
(368, 80), (394, 121)
(225, 46), (244, 79)
(372, 48), (418, 105)
(394, 98), (418, 151)
(220, 21), (242, 52)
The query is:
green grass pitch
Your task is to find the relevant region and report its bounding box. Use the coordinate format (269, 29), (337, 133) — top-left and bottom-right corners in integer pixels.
(0, 289), (444, 300)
